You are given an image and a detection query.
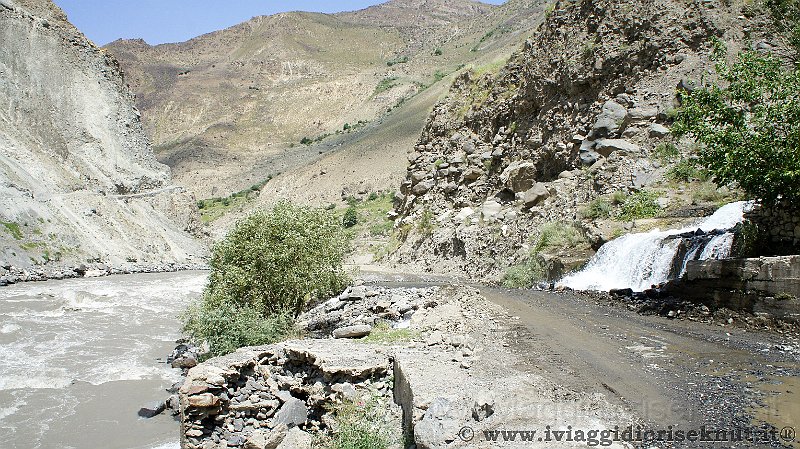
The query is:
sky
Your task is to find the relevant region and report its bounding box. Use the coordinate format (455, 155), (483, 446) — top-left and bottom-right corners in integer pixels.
(53, 0), (506, 46)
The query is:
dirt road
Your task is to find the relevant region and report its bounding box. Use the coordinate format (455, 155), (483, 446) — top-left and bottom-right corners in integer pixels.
(481, 287), (800, 448)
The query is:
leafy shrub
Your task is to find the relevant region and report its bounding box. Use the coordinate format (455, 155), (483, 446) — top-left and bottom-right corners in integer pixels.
(652, 142), (680, 163)
(301, 137), (313, 145)
(618, 191), (661, 221)
(183, 202), (351, 356)
(182, 303), (295, 359)
(666, 158), (705, 182)
(386, 56), (408, 66)
(673, 40), (800, 204)
(502, 255), (547, 288)
(342, 207), (358, 228)
(581, 198), (613, 219)
(533, 221), (586, 253)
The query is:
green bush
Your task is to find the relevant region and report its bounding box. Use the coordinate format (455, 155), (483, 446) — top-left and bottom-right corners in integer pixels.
(182, 303), (295, 359)
(342, 206), (358, 228)
(673, 40), (800, 204)
(183, 202), (351, 357)
(652, 142), (680, 163)
(580, 198), (613, 219)
(502, 255), (547, 288)
(533, 221), (585, 253)
(618, 190), (661, 221)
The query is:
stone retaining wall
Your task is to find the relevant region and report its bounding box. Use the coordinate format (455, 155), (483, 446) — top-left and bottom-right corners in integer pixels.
(746, 203), (800, 255)
(677, 256), (800, 324)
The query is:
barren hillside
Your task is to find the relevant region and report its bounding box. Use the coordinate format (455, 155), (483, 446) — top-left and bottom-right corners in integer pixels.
(105, 0), (550, 200)
(0, 0), (206, 271)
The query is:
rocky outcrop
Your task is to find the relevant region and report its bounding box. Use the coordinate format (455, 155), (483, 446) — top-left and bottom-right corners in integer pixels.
(389, 0), (771, 279)
(0, 0), (206, 270)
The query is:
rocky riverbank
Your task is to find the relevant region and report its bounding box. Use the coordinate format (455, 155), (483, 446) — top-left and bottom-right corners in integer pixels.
(174, 284), (635, 449)
(0, 261), (209, 286)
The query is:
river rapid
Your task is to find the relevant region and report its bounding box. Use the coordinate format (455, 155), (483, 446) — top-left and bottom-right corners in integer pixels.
(0, 271), (209, 449)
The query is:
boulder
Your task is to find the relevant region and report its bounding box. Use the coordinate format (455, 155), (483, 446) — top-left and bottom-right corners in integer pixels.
(522, 183), (550, 208)
(333, 324), (372, 339)
(347, 286), (367, 300)
(137, 401), (166, 418)
(579, 149), (601, 166)
(595, 138), (639, 157)
(454, 207), (475, 222)
(276, 427), (313, 449)
(500, 161), (537, 193)
(412, 180), (434, 195)
(649, 123), (670, 138)
(462, 168), (483, 183)
(592, 100), (629, 137)
(273, 397), (308, 427)
(187, 393), (220, 408)
(481, 201), (503, 221)
(244, 424), (288, 449)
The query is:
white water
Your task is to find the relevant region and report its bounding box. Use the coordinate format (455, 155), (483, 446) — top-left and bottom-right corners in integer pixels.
(559, 201), (751, 292)
(0, 271), (207, 449)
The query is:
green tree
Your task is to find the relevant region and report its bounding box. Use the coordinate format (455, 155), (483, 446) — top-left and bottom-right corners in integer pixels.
(673, 41), (800, 204)
(182, 202), (351, 357)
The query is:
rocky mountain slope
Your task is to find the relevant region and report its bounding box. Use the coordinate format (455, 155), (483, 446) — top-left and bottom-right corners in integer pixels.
(0, 0), (206, 271)
(390, 0), (777, 279)
(105, 0), (550, 200)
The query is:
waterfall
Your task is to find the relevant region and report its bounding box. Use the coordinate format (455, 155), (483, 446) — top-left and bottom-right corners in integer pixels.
(558, 201), (751, 292)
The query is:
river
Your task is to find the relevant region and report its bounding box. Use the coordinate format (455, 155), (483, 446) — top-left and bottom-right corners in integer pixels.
(0, 271), (209, 449)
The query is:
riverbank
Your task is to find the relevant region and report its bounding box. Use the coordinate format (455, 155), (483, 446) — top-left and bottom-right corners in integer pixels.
(0, 261), (209, 286)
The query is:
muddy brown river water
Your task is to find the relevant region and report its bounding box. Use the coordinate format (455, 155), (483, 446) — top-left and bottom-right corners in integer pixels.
(0, 271), (208, 449)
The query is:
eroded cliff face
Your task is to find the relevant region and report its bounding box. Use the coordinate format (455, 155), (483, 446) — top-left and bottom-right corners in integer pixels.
(390, 0), (775, 279)
(0, 0), (206, 270)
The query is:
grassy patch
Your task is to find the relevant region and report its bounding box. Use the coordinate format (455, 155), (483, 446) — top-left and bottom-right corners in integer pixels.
(533, 221), (586, 253)
(324, 396), (398, 449)
(618, 190), (661, 221)
(360, 321), (418, 345)
(652, 142), (680, 163)
(1, 221), (23, 240)
(580, 198), (613, 220)
(666, 159), (707, 183)
(374, 77), (399, 95)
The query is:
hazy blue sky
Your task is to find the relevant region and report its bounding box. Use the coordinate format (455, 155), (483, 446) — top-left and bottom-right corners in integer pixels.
(53, 1), (506, 46)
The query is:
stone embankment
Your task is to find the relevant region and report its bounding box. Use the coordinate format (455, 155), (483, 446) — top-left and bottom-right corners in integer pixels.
(176, 284), (634, 448)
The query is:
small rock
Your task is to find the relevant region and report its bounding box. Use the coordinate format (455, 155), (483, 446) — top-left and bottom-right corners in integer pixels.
(137, 401), (166, 418)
